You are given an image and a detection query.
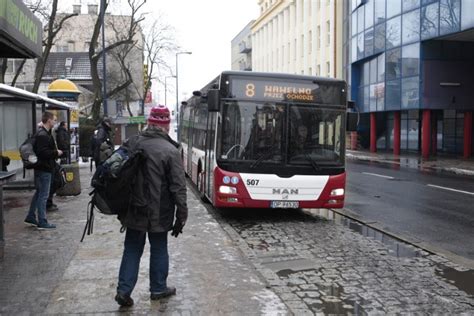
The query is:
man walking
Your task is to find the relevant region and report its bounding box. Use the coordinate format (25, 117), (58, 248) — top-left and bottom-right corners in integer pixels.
(24, 112), (63, 229)
(115, 105), (188, 307)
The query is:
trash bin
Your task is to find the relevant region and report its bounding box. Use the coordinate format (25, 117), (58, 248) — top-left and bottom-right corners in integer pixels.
(56, 163), (81, 196)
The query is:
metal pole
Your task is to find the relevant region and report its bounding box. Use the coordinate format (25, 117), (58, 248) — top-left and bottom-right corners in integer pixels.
(101, 0), (107, 117)
(175, 53), (179, 127)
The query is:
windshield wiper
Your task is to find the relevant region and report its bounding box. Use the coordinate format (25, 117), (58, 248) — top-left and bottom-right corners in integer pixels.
(303, 153), (321, 172)
(250, 145), (278, 168)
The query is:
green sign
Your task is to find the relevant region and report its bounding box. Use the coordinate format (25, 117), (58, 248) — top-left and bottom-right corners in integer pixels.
(0, 0), (42, 58)
(129, 116), (146, 124)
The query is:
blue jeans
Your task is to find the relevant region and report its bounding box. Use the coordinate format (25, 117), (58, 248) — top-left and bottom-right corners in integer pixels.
(26, 170), (52, 225)
(117, 228), (169, 296)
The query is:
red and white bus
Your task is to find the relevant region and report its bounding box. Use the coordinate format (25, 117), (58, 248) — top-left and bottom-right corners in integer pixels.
(179, 71), (355, 209)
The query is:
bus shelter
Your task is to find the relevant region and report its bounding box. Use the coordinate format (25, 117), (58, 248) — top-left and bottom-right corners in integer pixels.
(0, 84), (75, 259)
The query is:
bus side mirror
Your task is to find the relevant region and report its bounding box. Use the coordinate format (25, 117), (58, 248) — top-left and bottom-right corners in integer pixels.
(347, 112), (358, 132)
(207, 89), (220, 112)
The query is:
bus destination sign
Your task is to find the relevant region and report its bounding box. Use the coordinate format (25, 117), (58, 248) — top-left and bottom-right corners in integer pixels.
(230, 78), (344, 104)
(230, 79), (319, 103)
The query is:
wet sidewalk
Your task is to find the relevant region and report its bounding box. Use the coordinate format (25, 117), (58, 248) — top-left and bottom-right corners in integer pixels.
(0, 164), (288, 315)
(346, 149), (474, 176)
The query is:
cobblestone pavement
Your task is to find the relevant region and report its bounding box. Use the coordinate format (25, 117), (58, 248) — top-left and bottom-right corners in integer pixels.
(211, 207), (474, 315)
(0, 164), (288, 315)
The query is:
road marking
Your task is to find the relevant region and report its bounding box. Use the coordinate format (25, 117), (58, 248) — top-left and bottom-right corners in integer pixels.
(362, 172), (394, 180)
(427, 184), (474, 196)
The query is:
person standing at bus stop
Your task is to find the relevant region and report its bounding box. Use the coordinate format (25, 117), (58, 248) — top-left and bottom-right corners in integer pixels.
(115, 105), (188, 307)
(24, 112), (63, 229)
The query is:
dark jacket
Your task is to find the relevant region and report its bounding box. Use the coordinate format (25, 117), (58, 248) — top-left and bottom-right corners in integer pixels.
(120, 128), (188, 233)
(55, 126), (70, 151)
(93, 122), (112, 162)
(34, 127), (59, 173)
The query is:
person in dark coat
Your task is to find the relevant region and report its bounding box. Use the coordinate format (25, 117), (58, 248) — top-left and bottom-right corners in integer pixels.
(115, 105), (188, 307)
(55, 121), (70, 164)
(93, 117), (113, 167)
(24, 112), (63, 229)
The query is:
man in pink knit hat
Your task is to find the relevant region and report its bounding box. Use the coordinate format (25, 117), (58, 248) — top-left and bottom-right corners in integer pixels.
(114, 104), (188, 307)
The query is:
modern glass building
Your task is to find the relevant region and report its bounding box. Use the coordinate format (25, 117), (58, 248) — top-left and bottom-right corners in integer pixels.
(343, 0), (474, 158)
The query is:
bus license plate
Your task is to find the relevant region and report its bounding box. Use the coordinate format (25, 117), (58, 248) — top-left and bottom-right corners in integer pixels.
(270, 201), (299, 208)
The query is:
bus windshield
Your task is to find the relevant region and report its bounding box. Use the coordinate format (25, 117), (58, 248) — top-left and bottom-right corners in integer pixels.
(220, 101), (344, 167)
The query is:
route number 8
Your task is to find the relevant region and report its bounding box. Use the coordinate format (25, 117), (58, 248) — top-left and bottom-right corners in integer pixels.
(246, 83), (255, 97)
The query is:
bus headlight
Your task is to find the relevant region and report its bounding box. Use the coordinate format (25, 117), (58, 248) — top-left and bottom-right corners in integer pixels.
(231, 176), (239, 184)
(330, 188), (344, 196)
(222, 176), (231, 184)
(219, 186), (237, 194)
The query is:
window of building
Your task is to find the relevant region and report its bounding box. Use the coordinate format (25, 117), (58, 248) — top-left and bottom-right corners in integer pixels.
(317, 64), (321, 76)
(386, 79), (401, 110)
(376, 82), (385, 110)
(309, 31), (312, 54)
(365, 28), (374, 56)
(439, 0), (460, 35)
(357, 32), (364, 60)
(386, 47), (401, 80)
(387, 0), (401, 19)
(402, 9), (420, 44)
(327, 21), (331, 46)
(363, 62), (370, 85)
(402, 43), (419, 76)
(377, 53), (385, 82)
(370, 84), (377, 111)
(401, 76), (419, 108)
(57, 45), (69, 52)
(326, 62), (331, 76)
(370, 58), (377, 84)
(365, 0), (374, 29)
(386, 15), (402, 48)
(352, 10), (358, 36)
(461, 0), (474, 30)
(375, 0), (386, 24)
(421, 2), (439, 39)
(351, 37), (358, 62)
(357, 6), (365, 34)
(403, 0), (420, 12)
(317, 26), (321, 50)
(374, 23), (386, 52)
(301, 34), (305, 57)
(422, 0), (437, 5)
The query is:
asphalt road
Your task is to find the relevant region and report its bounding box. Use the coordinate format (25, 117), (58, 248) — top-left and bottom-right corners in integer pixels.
(345, 160), (474, 261)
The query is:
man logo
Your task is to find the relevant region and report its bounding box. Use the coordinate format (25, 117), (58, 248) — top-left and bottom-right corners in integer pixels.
(272, 188), (299, 195)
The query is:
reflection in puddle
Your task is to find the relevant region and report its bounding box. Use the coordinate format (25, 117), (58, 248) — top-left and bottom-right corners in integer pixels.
(277, 268), (364, 315)
(311, 209), (426, 259)
(435, 265), (474, 296)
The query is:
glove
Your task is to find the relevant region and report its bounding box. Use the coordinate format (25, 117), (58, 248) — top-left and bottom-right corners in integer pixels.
(171, 220), (185, 238)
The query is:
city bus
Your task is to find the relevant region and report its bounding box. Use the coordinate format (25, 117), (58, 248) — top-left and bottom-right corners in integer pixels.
(179, 71), (356, 209)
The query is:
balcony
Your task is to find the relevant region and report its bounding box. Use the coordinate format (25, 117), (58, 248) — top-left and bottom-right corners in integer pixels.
(239, 61), (252, 71)
(239, 41), (252, 54)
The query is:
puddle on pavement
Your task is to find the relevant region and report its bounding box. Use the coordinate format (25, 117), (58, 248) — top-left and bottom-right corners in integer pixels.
(310, 209), (425, 259)
(435, 265), (474, 296)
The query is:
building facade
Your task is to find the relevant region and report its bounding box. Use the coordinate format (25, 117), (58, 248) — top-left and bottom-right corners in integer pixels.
(344, 0), (474, 158)
(252, 0), (344, 79)
(231, 20), (254, 71)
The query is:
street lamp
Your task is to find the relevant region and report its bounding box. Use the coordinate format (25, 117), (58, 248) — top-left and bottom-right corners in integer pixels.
(175, 51), (192, 128)
(100, 0), (107, 117)
(164, 75), (176, 109)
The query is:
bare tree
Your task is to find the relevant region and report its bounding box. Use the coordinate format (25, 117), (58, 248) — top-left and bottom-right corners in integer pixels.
(0, 0), (77, 90)
(141, 19), (177, 102)
(89, 0), (146, 121)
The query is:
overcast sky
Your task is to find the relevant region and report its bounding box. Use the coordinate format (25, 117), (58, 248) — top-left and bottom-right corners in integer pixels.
(142, 1), (259, 108)
(59, 0), (259, 108)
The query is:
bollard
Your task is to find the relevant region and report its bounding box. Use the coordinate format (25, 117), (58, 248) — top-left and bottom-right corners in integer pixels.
(56, 163), (81, 196)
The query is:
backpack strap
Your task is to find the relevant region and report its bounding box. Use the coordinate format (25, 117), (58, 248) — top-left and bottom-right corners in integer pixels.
(80, 198), (95, 242)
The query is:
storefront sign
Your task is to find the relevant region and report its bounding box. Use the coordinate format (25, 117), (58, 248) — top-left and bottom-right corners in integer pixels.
(0, 0), (42, 58)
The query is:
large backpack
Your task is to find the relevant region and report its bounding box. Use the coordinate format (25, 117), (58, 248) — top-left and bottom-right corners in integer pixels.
(19, 133), (38, 169)
(81, 137), (146, 242)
